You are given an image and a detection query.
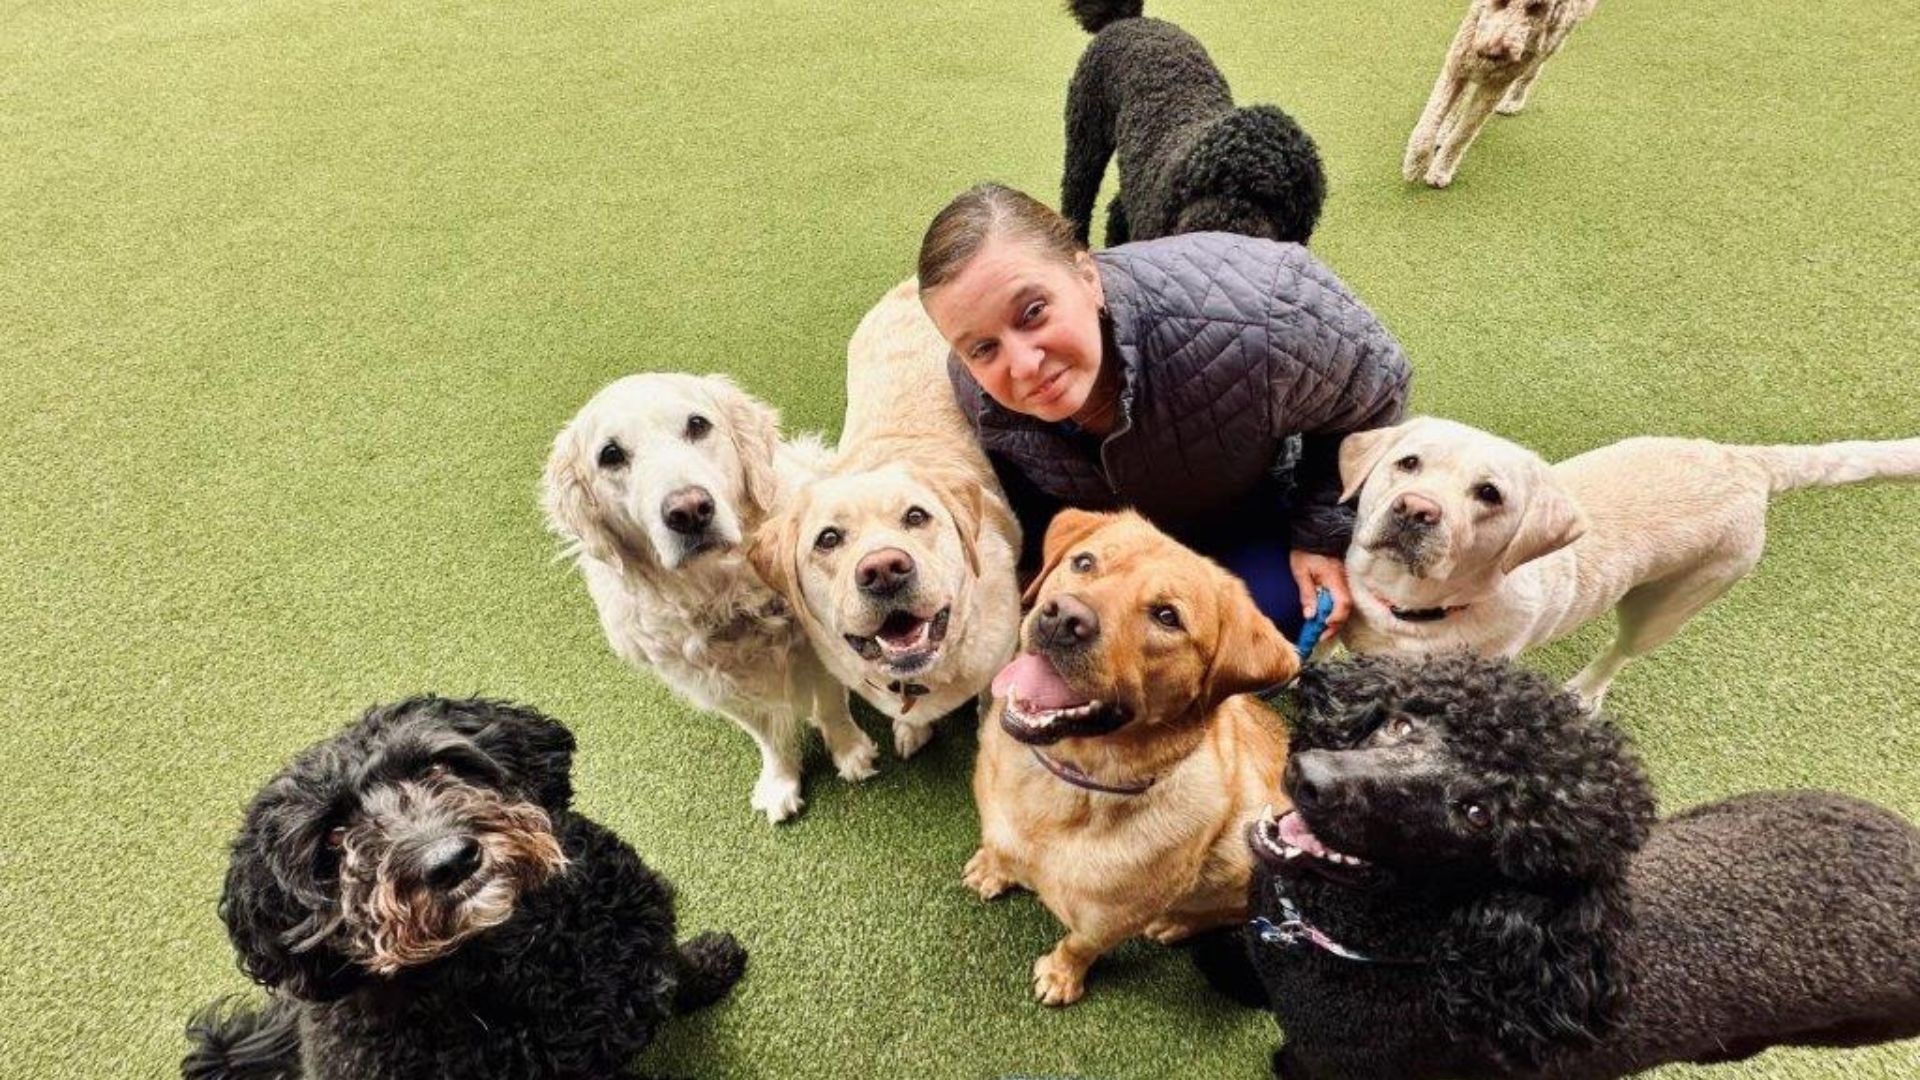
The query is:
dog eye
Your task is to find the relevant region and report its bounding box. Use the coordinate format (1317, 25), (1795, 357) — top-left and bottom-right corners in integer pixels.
(814, 527), (843, 552)
(1461, 803), (1493, 830)
(684, 414), (711, 441)
(1070, 553), (1095, 573)
(1387, 716), (1415, 738)
(597, 440), (628, 469)
(1524, 0), (1546, 13)
(421, 762), (450, 782)
(1149, 604), (1182, 630)
(1473, 483), (1502, 506)
(903, 506), (931, 528)
(1395, 454), (1420, 473)
(325, 826), (347, 851)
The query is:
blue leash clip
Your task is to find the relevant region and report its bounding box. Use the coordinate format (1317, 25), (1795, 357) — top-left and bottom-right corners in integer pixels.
(1295, 587), (1335, 662)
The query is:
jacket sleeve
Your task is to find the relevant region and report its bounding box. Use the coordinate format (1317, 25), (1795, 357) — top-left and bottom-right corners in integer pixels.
(1267, 258), (1414, 557)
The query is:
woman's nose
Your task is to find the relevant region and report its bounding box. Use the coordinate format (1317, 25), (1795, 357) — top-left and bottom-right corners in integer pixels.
(1007, 337), (1045, 381)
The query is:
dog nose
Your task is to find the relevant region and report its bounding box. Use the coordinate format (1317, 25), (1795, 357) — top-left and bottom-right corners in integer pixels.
(1034, 594), (1100, 650)
(661, 486), (715, 535)
(1289, 751), (1338, 810)
(1392, 492), (1443, 527)
(423, 836), (483, 892)
(856, 548), (915, 596)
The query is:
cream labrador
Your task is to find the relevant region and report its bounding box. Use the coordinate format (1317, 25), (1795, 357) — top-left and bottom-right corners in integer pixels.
(543, 373), (877, 824)
(751, 280), (1021, 759)
(1338, 416), (1920, 704)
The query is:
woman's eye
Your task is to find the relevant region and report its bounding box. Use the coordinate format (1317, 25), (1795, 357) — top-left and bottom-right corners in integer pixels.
(684, 414), (711, 441)
(1473, 483), (1503, 506)
(814, 528), (843, 552)
(326, 826), (347, 851)
(1463, 803), (1493, 830)
(1396, 454), (1420, 472)
(1150, 604), (1182, 630)
(1070, 553), (1095, 573)
(1021, 300), (1046, 326)
(597, 441), (628, 469)
(969, 341), (997, 363)
(903, 506), (930, 528)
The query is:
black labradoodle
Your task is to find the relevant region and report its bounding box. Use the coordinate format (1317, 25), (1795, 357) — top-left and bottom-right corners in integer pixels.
(183, 696), (746, 1079)
(1062, 0), (1325, 247)
(1194, 654), (1920, 1079)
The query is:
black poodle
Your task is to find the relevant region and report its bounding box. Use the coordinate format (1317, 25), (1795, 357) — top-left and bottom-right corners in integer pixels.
(1061, 0), (1325, 247)
(182, 696), (746, 1079)
(1193, 654), (1920, 1079)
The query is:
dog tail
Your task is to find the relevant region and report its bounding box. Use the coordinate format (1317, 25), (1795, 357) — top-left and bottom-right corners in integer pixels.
(1740, 438), (1920, 494)
(672, 930), (748, 1013)
(1067, 0), (1145, 34)
(182, 995), (301, 1080)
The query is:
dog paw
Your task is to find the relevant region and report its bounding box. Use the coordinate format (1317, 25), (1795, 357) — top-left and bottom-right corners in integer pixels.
(892, 719), (934, 760)
(750, 773), (804, 824)
(833, 734), (881, 783)
(1402, 144), (1434, 182)
(1142, 916), (1197, 945)
(963, 848), (1014, 901)
(1031, 952), (1086, 1007)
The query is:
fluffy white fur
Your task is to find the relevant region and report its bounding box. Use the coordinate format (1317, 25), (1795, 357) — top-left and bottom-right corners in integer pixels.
(751, 280), (1022, 758)
(543, 373), (877, 824)
(1404, 0), (1598, 188)
(1338, 416), (1920, 705)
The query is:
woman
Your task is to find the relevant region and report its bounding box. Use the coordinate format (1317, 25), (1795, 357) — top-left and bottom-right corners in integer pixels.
(918, 183), (1412, 641)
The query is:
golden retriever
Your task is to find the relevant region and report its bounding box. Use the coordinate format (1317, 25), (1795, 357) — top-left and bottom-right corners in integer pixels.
(543, 373), (875, 824)
(751, 281), (1021, 759)
(966, 509), (1299, 1005)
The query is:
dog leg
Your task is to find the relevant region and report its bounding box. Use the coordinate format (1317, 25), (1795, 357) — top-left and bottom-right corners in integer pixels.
(1495, 65), (1541, 114)
(671, 931), (748, 1013)
(1103, 196), (1130, 247)
(1568, 562), (1751, 707)
(1032, 922), (1132, 1006)
(963, 846), (1019, 901)
(1061, 69), (1115, 246)
(742, 720), (804, 824)
(1405, 12), (1477, 181)
(1142, 909), (1236, 945)
(811, 678), (878, 782)
(892, 717), (935, 760)
(1426, 83), (1504, 188)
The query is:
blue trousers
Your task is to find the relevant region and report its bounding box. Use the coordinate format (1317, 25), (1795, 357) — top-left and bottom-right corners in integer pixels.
(1213, 538), (1305, 642)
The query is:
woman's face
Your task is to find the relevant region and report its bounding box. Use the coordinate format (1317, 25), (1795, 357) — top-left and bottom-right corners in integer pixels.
(923, 234), (1106, 423)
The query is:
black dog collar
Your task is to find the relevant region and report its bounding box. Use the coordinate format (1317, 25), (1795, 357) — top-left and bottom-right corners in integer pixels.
(1030, 748), (1155, 796)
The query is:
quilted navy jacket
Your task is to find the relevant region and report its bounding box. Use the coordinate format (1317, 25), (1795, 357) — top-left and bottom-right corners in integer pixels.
(949, 231), (1412, 567)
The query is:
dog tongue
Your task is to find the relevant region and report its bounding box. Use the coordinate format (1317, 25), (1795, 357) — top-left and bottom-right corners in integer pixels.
(1279, 811), (1325, 856)
(991, 653), (1087, 710)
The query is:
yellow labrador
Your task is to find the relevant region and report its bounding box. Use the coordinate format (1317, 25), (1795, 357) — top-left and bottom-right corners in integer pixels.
(968, 510), (1298, 1006)
(751, 281), (1021, 759)
(1338, 416), (1920, 704)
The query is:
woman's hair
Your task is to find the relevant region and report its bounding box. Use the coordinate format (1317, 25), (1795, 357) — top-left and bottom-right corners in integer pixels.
(917, 183), (1084, 291)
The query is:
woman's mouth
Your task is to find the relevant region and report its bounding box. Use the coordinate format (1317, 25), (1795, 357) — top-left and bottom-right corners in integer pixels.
(1027, 370), (1068, 408)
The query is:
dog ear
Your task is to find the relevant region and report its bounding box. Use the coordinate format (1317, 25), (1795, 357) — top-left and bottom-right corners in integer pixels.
(1496, 467), (1589, 574)
(1338, 421), (1415, 504)
(1023, 507), (1111, 606)
(711, 375), (782, 519)
(439, 698), (577, 812)
(1432, 884), (1633, 1071)
(1204, 574), (1301, 704)
(218, 779), (360, 1002)
(926, 467), (986, 578)
(542, 418), (617, 564)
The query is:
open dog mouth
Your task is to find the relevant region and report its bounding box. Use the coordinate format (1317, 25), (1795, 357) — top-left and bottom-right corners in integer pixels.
(1249, 806), (1372, 880)
(990, 652), (1129, 746)
(843, 606), (950, 673)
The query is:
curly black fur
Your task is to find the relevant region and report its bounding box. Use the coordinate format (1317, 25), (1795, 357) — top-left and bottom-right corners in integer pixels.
(1062, 1), (1325, 247)
(1192, 654), (1920, 1079)
(182, 696), (746, 1080)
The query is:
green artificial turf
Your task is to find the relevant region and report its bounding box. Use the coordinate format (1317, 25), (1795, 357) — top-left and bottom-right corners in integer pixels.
(2, 1), (1916, 1076)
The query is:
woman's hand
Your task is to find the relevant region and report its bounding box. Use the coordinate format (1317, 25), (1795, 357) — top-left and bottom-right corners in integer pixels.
(1289, 551), (1353, 642)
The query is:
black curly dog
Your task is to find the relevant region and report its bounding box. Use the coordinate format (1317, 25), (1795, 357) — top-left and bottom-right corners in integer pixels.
(1194, 654), (1920, 1079)
(1061, 0), (1325, 247)
(182, 697), (745, 1079)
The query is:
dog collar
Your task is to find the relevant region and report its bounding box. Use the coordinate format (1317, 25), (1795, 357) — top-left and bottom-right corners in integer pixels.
(1029, 747), (1155, 795)
(1375, 592), (1469, 623)
(1252, 893), (1424, 966)
(866, 678), (930, 714)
